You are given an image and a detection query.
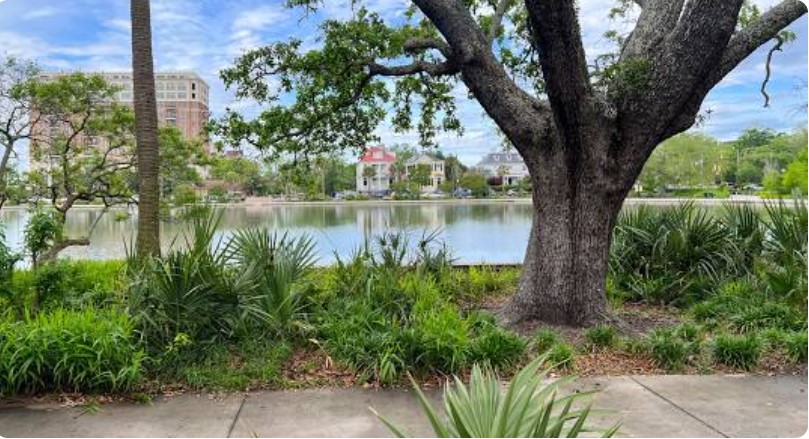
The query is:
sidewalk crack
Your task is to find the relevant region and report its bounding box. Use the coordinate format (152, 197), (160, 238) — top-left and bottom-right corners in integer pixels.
(226, 394), (248, 438)
(629, 377), (728, 438)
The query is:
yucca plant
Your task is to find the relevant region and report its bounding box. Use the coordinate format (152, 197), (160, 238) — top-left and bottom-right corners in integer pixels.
(372, 356), (619, 438)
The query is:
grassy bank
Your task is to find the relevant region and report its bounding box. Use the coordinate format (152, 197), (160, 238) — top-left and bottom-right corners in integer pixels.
(0, 199), (806, 397)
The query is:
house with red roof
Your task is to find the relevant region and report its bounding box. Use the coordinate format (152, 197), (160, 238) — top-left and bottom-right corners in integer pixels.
(356, 146), (397, 194)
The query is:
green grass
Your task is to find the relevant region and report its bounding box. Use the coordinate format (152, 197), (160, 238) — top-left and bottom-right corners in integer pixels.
(713, 333), (761, 370)
(585, 324), (617, 349)
(173, 339), (292, 390)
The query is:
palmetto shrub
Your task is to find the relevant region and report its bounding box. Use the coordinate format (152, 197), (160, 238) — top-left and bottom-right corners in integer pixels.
(610, 203), (736, 306)
(760, 196), (808, 307)
(785, 332), (808, 363)
(127, 211), (317, 355)
(373, 356), (619, 438)
(0, 308), (144, 395)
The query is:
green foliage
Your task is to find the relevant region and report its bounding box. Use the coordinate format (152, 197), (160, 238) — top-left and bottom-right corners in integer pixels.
(373, 356), (619, 438)
(782, 149), (808, 194)
(24, 207), (62, 265)
(26, 73), (136, 214)
(690, 280), (805, 334)
(546, 342), (575, 370)
(0, 308), (143, 395)
(468, 317), (526, 369)
(610, 203), (736, 306)
(128, 211), (319, 356)
(449, 266), (519, 300)
(712, 333), (761, 370)
(173, 338), (292, 390)
(533, 328), (561, 353)
(158, 126), (205, 201)
(647, 329), (689, 372)
(784, 332), (808, 363)
(458, 172), (488, 197)
(315, 233), (523, 383)
(584, 324), (616, 349)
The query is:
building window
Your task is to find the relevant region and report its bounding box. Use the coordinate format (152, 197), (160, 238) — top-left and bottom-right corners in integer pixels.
(192, 83), (196, 90)
(192, 93), (196, 100)
(363, 178), (368, 187)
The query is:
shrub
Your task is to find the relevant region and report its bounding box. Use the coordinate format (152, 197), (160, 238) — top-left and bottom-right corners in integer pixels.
(585, 324), (616, 349)
(533, 328), (561, 353)
(546, 342), (575, 370)
(713, 333), (761, 370)
(468, 322), (526, 369)
(0, 308), (144, 395)
(373, 356), (619, 438)
(648, 329), (688, 371)
(785, 332), (808, 363)
(760, 328), (789, 351)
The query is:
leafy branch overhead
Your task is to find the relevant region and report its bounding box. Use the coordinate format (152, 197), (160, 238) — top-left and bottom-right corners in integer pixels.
(212, 0), (805, 160)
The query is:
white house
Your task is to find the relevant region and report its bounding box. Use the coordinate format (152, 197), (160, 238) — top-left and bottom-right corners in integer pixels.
(476, 152), (529, 186)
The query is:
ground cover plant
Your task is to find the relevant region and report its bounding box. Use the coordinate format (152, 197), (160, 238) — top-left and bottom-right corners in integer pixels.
(0, 199), (805, 396)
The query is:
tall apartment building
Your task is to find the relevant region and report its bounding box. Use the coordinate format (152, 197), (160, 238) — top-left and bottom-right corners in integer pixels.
(30, 71), (211, 171)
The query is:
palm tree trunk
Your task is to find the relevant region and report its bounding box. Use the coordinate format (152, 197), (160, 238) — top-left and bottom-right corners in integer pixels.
(131, 0), (161, 257)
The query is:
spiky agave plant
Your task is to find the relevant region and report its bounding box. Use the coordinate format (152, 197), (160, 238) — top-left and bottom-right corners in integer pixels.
(372, 356), (619, 438)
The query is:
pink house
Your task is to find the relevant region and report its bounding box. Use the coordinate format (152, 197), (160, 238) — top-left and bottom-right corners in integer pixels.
(356, 146), (397, 194)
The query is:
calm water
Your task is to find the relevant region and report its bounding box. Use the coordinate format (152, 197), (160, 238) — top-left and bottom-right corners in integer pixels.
(0, 202), (534, 264)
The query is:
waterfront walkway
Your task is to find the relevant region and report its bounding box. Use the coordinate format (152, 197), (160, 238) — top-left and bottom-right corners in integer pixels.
(0, 374), (806, 437)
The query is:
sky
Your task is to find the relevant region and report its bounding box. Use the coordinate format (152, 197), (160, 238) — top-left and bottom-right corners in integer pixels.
(0, 0), (806, 167)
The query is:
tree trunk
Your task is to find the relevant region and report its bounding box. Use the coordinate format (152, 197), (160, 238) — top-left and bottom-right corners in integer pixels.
(131, 0), (161, 257)
(502, 139), (627, 327)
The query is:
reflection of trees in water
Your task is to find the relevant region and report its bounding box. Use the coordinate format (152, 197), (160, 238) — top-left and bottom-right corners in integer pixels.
(0, 203), (535, 261)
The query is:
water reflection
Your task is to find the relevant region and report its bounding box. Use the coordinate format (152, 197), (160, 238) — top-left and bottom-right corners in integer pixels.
(0, 202), (534, 264)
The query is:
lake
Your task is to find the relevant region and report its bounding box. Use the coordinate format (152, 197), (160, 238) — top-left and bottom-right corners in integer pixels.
(0, 201), (535, 264)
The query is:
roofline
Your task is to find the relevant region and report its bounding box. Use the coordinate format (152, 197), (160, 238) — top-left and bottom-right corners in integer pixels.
(39, 70), (209, 86)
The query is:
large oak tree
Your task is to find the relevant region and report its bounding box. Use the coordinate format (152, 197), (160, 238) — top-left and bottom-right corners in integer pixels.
(213, 0), (807, 326)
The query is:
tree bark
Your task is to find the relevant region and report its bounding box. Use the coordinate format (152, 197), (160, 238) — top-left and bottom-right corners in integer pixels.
(131, 0), (161, 257)
(501, 139), (625, 325)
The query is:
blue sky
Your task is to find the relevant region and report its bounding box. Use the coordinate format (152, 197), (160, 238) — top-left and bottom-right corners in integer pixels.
(0, 0), (806, 166)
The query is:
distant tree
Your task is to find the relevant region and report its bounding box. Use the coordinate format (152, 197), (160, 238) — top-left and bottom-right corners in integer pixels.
(782, 149), (808, 194)
(459, 172), (487, 197)
(0, 56), (40, 210)
(443, 154), (467, 188)
(209, 155), (262, 193)
(409, 163), (432, 186)
(734, 128), (777, 151)
(131, 0), (161, 257)
(157, 126), (205, 201)
(27, 73), (136, 262)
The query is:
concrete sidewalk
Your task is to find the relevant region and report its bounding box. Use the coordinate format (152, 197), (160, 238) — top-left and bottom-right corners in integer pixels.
(0, 375), (806, 438)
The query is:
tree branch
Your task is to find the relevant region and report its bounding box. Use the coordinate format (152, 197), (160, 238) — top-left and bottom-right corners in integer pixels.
(524, 0), (591, 144)
(402, 37), (452, 58)
(761, 34), (785, 107)
(487, 0), (511, 43)
(621, 0), (685, 61)
(411, 0), (552, 150)
(715, 0), (806, 82)
(369, 60), (458, 76)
